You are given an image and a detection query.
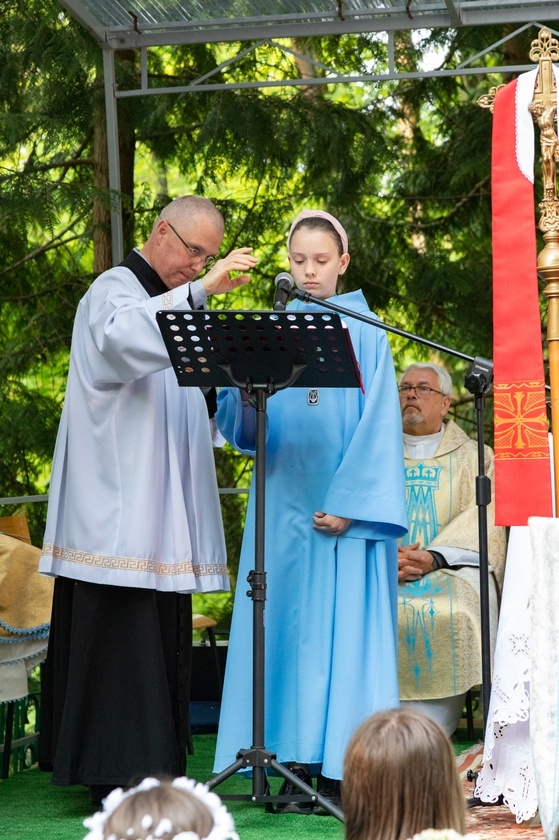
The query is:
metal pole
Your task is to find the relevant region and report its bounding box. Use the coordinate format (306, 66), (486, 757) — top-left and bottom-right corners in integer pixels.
(251, 387), (268, 796)
(102, 47), (124, 264)
(474, 394), (493, 728)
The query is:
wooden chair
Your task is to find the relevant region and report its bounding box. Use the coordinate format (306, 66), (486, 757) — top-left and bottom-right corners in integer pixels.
(188, 614), (224, 755)
(192, 613), (223, 692)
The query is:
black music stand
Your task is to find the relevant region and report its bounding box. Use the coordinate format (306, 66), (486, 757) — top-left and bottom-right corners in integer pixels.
(157, 309), (362, 822)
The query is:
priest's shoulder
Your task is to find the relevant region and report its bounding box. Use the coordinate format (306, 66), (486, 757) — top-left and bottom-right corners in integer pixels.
(82, 265), (144, 301)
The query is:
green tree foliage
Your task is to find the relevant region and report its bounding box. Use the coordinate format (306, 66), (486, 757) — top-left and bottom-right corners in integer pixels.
(0, 1), (103, 541)
(1, 4), (556, 583)
(366, 24), (554, 437)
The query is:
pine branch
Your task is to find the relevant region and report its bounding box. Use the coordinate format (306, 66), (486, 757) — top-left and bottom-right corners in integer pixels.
(357, 176), (490, 230)
(24, 132), (93, 181)
(3, 216), (87, 275)
(22, 157), (93, 172)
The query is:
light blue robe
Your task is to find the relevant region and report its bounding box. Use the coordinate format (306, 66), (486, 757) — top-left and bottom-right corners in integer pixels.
(213, 289), (408, 780)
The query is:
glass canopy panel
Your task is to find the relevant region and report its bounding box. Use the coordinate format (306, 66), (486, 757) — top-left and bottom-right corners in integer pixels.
(58, 0), (559, 45)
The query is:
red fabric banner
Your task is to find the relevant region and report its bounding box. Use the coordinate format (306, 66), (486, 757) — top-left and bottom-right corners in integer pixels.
(492, 78), (552, 526)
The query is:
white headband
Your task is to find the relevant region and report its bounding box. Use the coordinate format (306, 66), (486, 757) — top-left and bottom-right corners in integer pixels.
(287, 209), (349, 253)
(82, 777), (239, 840)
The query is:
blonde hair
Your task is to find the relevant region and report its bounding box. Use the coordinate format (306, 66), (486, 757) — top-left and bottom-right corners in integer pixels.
(343, 708), (466, 840)
(103, 782), (214, 840)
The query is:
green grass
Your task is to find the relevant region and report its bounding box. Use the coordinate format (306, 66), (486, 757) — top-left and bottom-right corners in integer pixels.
(1, 734), (344, 840)
(1, 727), (480, 840)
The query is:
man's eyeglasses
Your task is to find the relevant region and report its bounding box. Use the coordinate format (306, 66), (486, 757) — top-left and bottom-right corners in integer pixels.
(398, 384), (445, 398)
(166, 222), (216, 268)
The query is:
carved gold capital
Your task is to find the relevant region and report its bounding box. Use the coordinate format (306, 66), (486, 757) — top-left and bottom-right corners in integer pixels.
(530, 28), (559, 63)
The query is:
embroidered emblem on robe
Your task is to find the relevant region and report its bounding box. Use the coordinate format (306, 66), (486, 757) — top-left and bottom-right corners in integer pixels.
(307, 388), (319, 406)
(403, 463), (442, 546)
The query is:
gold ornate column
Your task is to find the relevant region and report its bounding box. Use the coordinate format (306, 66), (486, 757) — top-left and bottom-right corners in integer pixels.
(529, 29), (559, 514)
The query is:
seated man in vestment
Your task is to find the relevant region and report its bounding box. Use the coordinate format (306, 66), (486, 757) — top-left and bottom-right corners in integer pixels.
(397, 362), (506, 735)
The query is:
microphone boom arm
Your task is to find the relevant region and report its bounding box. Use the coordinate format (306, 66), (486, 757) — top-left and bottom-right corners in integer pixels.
(290, 288), (474, 363)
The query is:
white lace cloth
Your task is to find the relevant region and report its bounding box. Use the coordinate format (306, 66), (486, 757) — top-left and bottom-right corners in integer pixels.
(527, 517), (559, 840)
(474, 526), (538, 823)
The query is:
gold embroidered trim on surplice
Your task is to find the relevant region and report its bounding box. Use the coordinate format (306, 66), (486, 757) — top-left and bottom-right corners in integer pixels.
(161, 289), (174, 309)
(42, 544), (227, 577)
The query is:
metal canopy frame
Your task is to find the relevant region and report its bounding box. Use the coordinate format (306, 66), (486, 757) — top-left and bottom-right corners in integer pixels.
(58, 0), (559, 260)
(59, 1), (559, 46)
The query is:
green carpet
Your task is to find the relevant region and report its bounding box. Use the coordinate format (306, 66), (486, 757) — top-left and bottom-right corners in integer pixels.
(0, 735), (345, 840)
(1, 733), (478, 840)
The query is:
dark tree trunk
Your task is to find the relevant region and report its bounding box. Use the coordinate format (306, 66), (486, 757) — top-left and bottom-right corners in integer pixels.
(92, 74), (112, 274)
(117, 50), (137, 255)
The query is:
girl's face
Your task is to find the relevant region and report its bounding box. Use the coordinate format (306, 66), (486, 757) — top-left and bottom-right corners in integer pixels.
(288, 228), (350, 300)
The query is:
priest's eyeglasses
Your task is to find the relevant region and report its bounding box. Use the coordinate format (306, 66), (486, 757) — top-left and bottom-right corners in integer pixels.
(398, 384), (444, 398)
(166, 222), (216, 268)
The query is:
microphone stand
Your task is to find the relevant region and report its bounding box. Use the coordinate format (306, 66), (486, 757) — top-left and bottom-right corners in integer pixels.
(291, 287), (494, 731)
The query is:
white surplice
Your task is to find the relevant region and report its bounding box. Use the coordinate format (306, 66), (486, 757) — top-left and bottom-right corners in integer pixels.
(39, 265), (229, 594)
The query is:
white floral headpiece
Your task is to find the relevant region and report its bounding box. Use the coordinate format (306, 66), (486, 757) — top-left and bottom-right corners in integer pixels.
(83, 777), (239, 840)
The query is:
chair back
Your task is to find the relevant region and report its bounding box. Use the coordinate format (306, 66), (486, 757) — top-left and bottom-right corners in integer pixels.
(0, 515), (32, 544)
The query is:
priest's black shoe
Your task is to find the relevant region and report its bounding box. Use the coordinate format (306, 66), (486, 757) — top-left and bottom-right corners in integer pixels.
(314, 773), (342, 816)
(89, 784), (118, 809)
(467, 794), (504, 808)
(276, 766), (314, 814)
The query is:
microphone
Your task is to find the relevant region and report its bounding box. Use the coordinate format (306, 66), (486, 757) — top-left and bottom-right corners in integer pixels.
(273, 272), (295, 311)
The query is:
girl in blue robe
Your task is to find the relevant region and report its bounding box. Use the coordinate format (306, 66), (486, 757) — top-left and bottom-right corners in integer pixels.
(213, 210), (407, 811)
